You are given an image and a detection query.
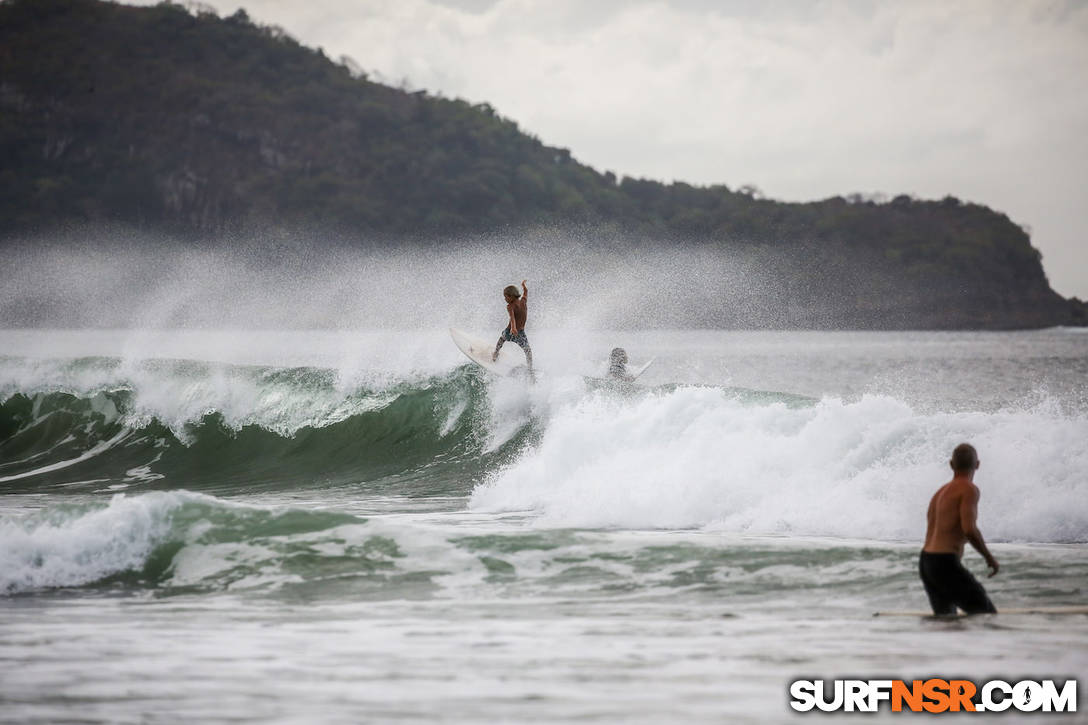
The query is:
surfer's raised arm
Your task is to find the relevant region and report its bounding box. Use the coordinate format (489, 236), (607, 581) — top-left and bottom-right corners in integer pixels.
(522, 279), (528, 300)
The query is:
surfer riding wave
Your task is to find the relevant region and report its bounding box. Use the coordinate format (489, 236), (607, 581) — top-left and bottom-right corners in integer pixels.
(493, 279), (533, 378)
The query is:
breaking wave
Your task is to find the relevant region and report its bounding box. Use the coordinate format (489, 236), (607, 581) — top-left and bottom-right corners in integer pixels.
(470, 387), (1088, 543)
(2, 351), (1086, 546)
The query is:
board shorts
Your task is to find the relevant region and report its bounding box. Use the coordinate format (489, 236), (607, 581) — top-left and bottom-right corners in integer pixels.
(918, 551), (996, 616)
(495, 327), (533, 371)
(499, 327), (529, 346)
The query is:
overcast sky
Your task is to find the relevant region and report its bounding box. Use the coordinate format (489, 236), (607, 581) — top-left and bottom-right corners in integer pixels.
(132, 0), (1088, 298)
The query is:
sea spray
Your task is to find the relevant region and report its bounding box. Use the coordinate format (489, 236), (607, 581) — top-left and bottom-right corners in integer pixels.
(0, 236), (771, 330)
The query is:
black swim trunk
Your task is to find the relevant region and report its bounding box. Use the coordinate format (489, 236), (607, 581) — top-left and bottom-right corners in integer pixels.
(918, 551), (996, 616)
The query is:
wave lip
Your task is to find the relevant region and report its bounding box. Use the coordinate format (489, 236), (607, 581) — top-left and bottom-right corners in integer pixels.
(470, 387), (1088, 543)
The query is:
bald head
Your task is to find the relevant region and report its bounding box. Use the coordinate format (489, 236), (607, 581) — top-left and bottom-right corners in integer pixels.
(950, 443), (979, 473)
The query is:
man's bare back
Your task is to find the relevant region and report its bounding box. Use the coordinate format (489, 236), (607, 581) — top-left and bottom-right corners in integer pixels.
(925, 480), (979, 556)
(922, 476), (998, 576)
(918, 443), (998, 615)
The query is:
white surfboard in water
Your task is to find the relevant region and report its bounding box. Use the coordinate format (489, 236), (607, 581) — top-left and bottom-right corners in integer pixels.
(450, 328), (527, 376)
(872, 605), (1088, 618)
(628, 358), (655, 380)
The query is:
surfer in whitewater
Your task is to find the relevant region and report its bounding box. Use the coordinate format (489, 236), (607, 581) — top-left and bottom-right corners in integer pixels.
(493, 279), (533, 378)
(608, 348), (634, 382)
(919, 443), (999, 616)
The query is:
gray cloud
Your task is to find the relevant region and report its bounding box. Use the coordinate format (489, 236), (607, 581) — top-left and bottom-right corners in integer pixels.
(128, 0), (1088, 298)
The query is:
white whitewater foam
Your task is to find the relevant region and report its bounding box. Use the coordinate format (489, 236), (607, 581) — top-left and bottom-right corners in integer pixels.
(0, 492), (193, 593)
(478, 371), (588, 452)
(470, 387), (1088, 543)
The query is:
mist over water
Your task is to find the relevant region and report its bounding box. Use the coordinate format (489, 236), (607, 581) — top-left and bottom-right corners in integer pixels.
(0, 231), (781, 329)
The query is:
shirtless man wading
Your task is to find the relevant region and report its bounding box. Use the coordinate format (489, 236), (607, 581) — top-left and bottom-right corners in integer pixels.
(919, 443), (999, 615)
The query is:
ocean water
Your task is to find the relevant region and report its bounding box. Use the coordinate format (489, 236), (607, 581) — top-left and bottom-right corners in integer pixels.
(1, 327), (1086, 723)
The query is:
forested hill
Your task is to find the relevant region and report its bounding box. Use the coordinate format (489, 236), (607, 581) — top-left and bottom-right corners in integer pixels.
(1, 0), (1085, 329)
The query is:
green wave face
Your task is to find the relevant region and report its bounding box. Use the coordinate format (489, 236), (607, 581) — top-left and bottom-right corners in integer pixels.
(0, 362), (534, 496)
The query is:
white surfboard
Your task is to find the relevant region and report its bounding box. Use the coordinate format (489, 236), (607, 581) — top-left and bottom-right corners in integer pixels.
(872, 605), (1088, 618)
(630, 357), (655, 380)
(450, 328), (526, 376)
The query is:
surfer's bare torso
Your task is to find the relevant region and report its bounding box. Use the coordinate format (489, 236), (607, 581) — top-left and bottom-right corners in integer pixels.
(507, 295), (527, 333)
